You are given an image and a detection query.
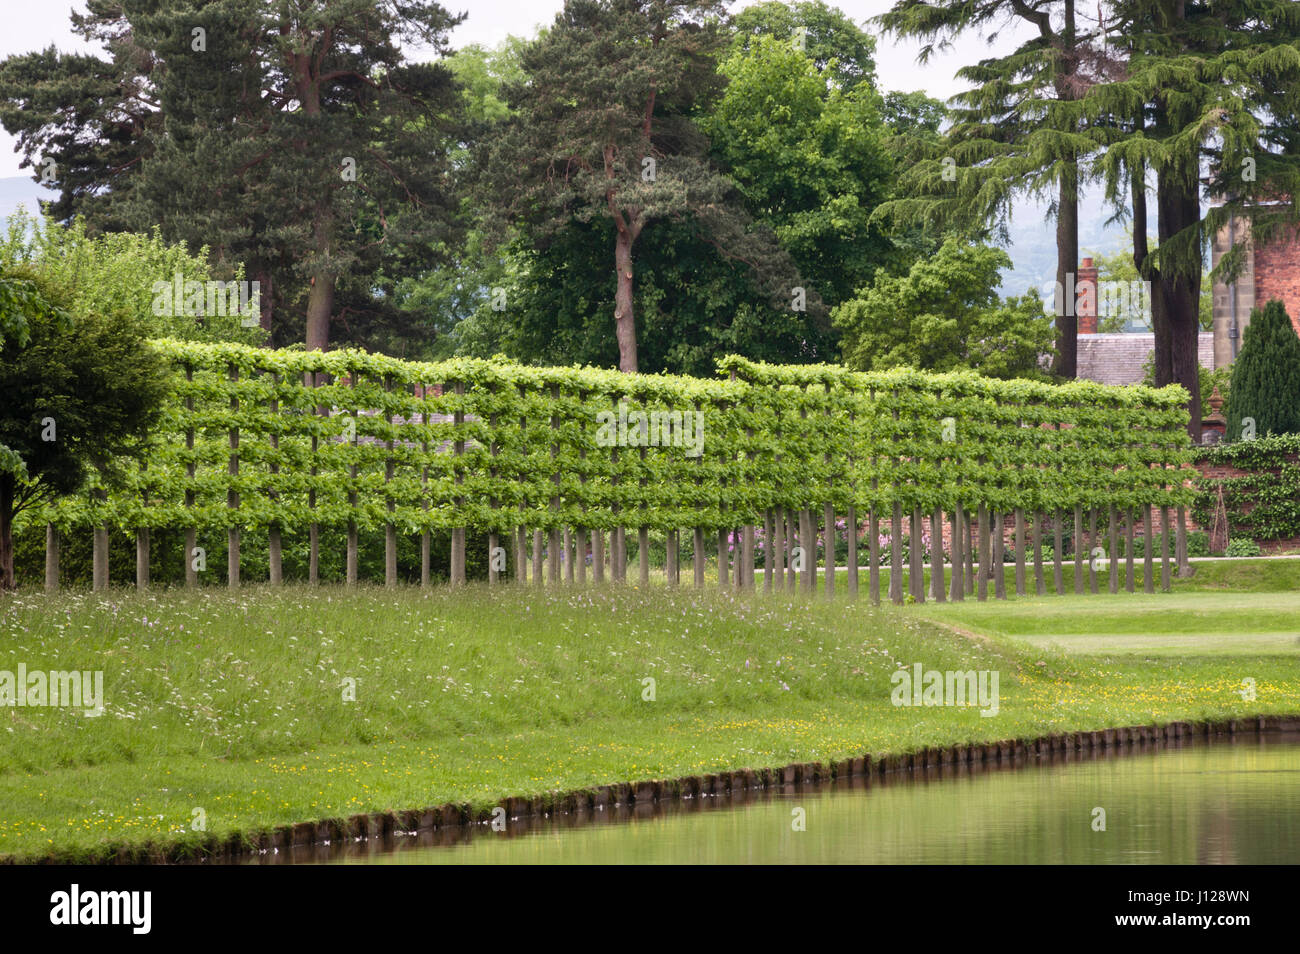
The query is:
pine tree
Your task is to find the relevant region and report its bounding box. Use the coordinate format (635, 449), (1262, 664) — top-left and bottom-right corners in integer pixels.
(1223, 300), (1300, 441)
(0, 0), (466, 351)
(476, 0), (808, 373)
(1084, 0), (1300, 439)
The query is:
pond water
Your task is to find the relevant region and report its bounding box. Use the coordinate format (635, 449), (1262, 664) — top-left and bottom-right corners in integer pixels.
(262, 734), (1300, 865)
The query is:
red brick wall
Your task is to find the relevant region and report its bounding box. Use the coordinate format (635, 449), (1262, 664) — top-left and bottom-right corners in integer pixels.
(1252, 225), (1300, 336)
(1077, 258), (1099, 335)
(1193, 455), (1300, 554)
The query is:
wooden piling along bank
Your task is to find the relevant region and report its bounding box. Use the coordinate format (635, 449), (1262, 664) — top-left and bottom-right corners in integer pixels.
(30, 714), (1294, 866)
(23, 343), (1196, 601)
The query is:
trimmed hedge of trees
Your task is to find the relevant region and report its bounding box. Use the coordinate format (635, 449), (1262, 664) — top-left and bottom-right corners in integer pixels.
(17, 341), (1195, 600)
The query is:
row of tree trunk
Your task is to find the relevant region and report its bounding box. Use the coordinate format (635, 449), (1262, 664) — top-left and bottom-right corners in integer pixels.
(48, 503), (1190, 598)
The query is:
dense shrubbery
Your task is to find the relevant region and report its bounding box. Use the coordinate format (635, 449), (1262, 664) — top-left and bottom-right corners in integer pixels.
(1193, 434), (1300, 544)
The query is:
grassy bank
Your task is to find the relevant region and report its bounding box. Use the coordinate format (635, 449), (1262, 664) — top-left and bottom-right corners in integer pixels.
(2, 582), (1297, 862)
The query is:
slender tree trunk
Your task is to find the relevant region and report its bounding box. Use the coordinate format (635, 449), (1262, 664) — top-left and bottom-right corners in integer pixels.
(304, 260), (335, 352)
(613, 224), (640, 373)
(0, 474), (14, 591)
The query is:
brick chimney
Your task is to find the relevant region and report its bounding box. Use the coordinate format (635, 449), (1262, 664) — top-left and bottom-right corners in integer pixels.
(1077, 257), (1099, 334)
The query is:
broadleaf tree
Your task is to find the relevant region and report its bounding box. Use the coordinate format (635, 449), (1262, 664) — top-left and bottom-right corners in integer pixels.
(832, 238), (1056, 379)
(0, 268), (169, 590)
(476, 0), (810, 373)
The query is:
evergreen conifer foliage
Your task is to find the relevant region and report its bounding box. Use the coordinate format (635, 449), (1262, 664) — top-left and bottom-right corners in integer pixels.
(1224, 300), (1300, 441)
(477, 0), (808, 373)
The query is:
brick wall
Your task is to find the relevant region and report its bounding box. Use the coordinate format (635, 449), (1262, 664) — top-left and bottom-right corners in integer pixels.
(1193, 452), (1300, 554)
(1250, 224), (1300, 338)
(1077, 257), (1099, 335)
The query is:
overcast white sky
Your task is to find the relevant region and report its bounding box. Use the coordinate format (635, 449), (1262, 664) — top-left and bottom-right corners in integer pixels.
(0, 0), (1032, 178)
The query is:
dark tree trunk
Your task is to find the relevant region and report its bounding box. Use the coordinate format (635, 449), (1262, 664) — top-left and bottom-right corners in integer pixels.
(305, 270), (334, 352)
(297, 58), (334, 353)
(305, 202), (335, 353)
(1155, 164), (1203, 441)
(0, 474), (14, 591)
(1053, 159), (1079, 378)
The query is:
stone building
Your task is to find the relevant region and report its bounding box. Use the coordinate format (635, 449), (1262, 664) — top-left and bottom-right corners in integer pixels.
(1209, 209), (1300, 366)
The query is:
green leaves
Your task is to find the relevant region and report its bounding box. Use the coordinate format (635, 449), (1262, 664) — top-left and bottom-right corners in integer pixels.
(1193, 435), (1300, 542)
(22, 341), (1194, 539)
(831, 238), (1056, 378)
(0, 272), (70, 348)
(1223, 300), (1300, 442)
(0, 444), (27, 480)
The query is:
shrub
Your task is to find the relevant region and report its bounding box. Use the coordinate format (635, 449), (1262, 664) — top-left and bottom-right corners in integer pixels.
(1225, 538), (1261, 557)
(1223, 299), (1300, 440)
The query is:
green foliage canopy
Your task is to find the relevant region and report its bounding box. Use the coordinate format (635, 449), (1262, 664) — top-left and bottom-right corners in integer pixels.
(0, 267), (170, 587)
(832, 239), (1056, 379)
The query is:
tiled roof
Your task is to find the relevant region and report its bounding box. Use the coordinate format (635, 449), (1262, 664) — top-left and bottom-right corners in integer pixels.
(1075, 333), (1216, 386)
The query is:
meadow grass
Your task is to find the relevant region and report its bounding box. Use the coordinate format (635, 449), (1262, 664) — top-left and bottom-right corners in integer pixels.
(1, 581), (1296, 862)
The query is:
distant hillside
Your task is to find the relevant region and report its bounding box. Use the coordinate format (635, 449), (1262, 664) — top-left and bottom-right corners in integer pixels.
(0, 175), (56, 223)
(999, 186), (1129, 303)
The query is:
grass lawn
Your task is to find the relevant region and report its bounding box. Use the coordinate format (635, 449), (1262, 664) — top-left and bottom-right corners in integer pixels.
(913, 591), (1300, 655)
(1, 577), (1296, 862)
(811, 555), (1300, 598)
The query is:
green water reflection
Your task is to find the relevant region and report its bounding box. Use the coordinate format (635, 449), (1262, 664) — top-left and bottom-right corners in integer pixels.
(334, 738), (1300, 865)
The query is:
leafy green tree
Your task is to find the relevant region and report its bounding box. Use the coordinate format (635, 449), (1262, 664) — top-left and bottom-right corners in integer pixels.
(0, 210), (262, 344)
(1223, 300), (1300, 441)
(445, 38), (530, 125)
(881, 90), (947, 141)
(833, 238), (1055, 378)
(463, 216), (827, 374)
(702, 33), (894, 309)
(477, 0), (807, 372)
(0, 268), (169, 589)
(729, 0), (877, 92)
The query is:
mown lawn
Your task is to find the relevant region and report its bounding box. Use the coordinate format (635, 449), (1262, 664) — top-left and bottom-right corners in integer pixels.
(914, 591), (1300, 655)
(1, 580), (1296, 862)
